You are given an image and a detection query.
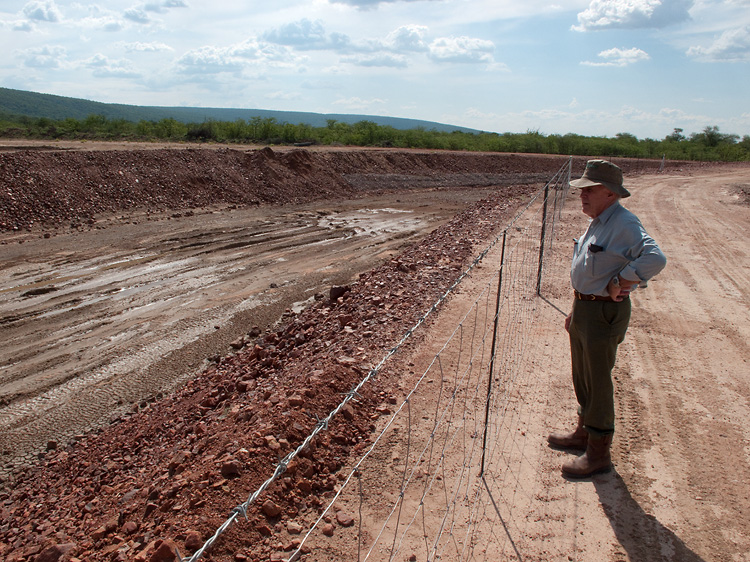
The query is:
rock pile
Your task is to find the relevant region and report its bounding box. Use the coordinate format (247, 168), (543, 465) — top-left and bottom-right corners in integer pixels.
(0, 186), (531, 562)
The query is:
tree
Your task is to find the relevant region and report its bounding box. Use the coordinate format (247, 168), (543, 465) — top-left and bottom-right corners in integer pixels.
(692, 125), (738, 147)
(665, 128), (685, 142)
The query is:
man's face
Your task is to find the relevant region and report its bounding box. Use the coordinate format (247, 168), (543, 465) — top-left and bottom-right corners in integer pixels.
(579, 184), (616, 218)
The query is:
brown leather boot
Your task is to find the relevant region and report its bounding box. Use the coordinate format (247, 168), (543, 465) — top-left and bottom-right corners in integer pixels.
(562, 434), (612, 478)
(547, 416), (587, 451)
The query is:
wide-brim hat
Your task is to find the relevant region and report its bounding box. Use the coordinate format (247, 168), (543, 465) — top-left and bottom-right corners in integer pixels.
(570, 159), (631, 198)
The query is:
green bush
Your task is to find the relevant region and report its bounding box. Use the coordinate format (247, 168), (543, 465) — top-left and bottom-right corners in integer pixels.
(0, 112), (747, 161)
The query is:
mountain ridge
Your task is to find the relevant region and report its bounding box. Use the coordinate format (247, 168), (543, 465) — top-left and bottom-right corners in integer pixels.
(0, 87), (480, 134)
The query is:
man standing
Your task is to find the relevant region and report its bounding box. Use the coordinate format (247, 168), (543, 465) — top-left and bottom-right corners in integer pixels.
(548, 160), (667, 478)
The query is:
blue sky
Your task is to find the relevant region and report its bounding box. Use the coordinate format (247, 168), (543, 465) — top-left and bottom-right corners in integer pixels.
(1, 0), (748, 139)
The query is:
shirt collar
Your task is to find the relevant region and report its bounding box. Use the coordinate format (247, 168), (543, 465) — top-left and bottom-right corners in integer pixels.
(593, 200), (621, 225)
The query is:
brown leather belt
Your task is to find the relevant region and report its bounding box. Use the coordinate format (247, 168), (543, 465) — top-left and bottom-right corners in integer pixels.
(574, 290), (626, 302)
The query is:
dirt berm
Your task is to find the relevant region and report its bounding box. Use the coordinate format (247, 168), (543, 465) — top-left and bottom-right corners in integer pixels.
(0, 145), (691, 233)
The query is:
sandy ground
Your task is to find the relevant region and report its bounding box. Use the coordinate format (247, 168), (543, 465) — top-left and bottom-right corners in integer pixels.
(403, 167), (750, 562)
(586, 169), (750, 562)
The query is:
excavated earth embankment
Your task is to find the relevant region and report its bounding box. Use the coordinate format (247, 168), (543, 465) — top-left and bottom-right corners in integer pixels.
(0, 146), (700, 233)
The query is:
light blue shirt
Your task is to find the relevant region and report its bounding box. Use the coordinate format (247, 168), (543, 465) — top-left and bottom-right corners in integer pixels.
(571, 201), (667, 296)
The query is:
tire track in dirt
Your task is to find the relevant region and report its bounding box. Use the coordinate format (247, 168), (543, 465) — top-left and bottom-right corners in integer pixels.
(612, 171), (750, 561)
(502, 166), (750, 562)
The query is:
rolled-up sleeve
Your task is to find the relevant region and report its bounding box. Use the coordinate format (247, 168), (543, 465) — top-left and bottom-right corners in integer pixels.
(620, 226), (667, 284)
(571, 203), (667, 295)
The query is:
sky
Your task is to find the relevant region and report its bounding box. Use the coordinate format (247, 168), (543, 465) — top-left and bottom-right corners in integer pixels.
(1, 0), (749, 140)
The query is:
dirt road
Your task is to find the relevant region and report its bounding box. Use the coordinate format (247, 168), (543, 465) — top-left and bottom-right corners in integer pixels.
(526, 168), (750, 561)
(385, 165), (750, 562)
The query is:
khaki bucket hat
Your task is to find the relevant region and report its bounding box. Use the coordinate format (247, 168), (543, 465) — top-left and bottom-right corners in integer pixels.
(570, 159), (631, 198)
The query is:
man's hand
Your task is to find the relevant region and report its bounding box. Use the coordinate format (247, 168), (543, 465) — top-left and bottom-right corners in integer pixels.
(565, 312), (572, 332)
(607, 275), (637, 301)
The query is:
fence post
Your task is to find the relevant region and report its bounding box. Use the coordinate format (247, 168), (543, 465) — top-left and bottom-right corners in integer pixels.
(480, 229), (507, 477)
(536, 182), (550, 296)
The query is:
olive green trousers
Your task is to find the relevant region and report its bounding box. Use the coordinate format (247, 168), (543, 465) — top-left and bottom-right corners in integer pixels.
(568, 298), (631, 438)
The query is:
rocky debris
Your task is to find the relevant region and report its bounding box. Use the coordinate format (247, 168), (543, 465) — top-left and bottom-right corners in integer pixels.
(0, 177), (535, 561)
(184, 531), (202, 551)
(262, 500), (283, 518)
(32, 543), (77, 562)
(0, 147), (353, 233)
(329, 284), (350, 302)
(335, 511), (354, 527)
(141, 539), (179, 562)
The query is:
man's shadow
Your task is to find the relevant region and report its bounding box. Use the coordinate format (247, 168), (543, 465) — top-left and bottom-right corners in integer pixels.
(590, 469), (707, 562)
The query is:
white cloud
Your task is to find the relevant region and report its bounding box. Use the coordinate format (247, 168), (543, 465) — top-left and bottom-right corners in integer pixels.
(176, 40), (302, 75)
(22, 45), (66, 68)
(687, 25), (750, 61)
(581, 46), (651, 66)
(262, 19), (495, 68)
(332, 96), (387, 110)
(342, 53), (408, 67)
(143, 0), (188, 13)
(329, 0), (441, 9)
(23, 0), (63, 23)
(123, 0), (187, 20)
(386, 25), (429, 52)
(230, 40), (300, 64)
(11, 20), (35, 32)
(267, 90), (303, 100)
(123, 7), (151, 24)
(122, 41), (174, 53)
(176, 46), (247, 74)
(262, 18), (351, 51)
(100, 18), (124, 32)
(428, 36), (495, 63)
(75, 6), (126, 32)
(83, 53), (140, 78)
(573, 0), (694, 31)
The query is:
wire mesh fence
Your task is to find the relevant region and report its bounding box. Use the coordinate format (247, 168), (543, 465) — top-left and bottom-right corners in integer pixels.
(185, 157), (573, 562)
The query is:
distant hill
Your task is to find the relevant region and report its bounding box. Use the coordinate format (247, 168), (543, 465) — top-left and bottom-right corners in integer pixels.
(0, 87), (479, 133)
